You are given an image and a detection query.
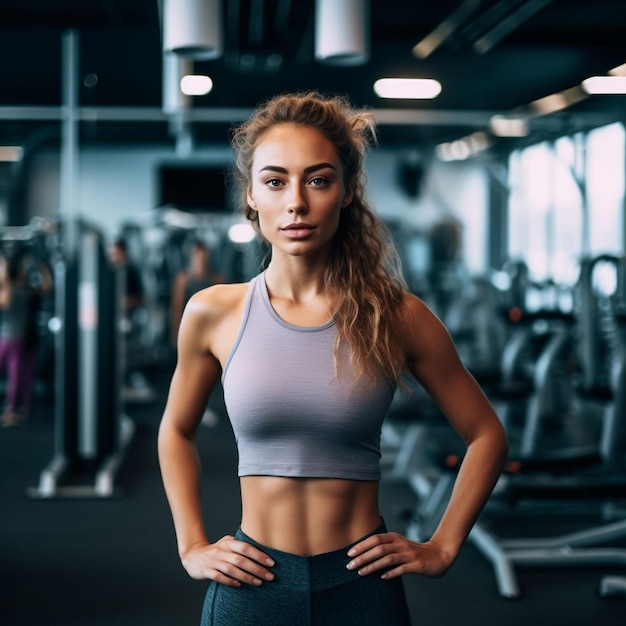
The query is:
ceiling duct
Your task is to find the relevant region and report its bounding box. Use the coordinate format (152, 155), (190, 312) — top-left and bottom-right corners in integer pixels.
(162, 53), (192, 114)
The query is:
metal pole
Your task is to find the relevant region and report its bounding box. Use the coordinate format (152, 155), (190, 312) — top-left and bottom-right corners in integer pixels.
(60, 30), (79, 257)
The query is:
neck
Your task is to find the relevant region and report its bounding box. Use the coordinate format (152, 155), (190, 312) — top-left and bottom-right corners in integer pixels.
(263, 257), (331, 306)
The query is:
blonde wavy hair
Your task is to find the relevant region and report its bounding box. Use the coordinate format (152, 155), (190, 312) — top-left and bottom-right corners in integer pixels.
(230, 91), (407, 384)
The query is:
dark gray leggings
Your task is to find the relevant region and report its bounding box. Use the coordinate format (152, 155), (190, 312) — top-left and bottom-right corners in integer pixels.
(200, 520), (412, 626)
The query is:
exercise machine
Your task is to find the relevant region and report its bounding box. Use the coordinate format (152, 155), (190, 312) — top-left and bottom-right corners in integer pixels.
(28, 222), (135, 498)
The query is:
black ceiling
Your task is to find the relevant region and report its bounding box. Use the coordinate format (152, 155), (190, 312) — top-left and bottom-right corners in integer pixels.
(0, 0), (625, 152)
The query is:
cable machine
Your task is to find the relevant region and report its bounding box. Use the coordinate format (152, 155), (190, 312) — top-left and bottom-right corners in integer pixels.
(28, 222), (135, 498)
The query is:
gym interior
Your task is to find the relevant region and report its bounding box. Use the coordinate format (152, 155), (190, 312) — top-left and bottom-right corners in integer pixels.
(1, 1), (625, 624)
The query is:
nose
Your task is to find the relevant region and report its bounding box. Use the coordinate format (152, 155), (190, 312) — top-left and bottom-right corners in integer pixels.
(287, 184), (308, 215)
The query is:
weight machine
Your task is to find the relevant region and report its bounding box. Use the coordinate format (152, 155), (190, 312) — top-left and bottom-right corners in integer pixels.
(28, 222), (135, 498)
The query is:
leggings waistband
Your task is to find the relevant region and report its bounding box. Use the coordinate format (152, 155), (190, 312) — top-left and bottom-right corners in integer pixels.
(235, 519), (387, 592)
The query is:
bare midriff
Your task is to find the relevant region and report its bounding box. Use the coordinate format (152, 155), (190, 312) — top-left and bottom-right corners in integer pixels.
(239, 476), (381, 556)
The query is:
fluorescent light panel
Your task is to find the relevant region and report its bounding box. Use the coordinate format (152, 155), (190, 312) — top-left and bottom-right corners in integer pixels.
(581, 75), (626, 95)
(374, 78), (442, 99)
(228, 223), (256, 244)
(436, 132), (491, 161)
(489, 115), (529, 137)
(180, 75), (213, 96)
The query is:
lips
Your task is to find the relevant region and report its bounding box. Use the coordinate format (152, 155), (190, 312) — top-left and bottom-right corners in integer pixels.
(280, 223), (316, 239)
(281, 223), (315, 231)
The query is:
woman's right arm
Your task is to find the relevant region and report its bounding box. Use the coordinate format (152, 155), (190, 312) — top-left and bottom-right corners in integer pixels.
(157, 290), (275, 587)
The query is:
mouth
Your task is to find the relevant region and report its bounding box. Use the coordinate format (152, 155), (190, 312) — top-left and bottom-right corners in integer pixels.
(280, 223), (316, 239)
(281, 223), (315, 231)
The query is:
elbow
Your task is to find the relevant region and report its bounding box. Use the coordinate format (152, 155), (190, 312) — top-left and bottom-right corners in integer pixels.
(468, 416), (509, 469)
(493, 420), (509, 470)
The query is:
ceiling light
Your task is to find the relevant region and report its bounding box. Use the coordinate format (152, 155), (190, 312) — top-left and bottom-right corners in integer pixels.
(373, 78), (442, 99)
(228, 223), (256, 244)
(581, 75), (626, 95)
(180, 75), (213, 96)
(315, 0), (369, 66)
(435, 132), (491, 162)
(162, 0), (223, 60)
(489, 115), (529, 137)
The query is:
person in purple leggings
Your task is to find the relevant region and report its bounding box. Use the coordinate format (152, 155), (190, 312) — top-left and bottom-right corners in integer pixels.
(0, 252), (52, 427)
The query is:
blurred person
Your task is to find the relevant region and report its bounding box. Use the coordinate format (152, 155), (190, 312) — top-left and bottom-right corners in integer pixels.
(108, 236), (144, 313)
(0, 252), (52, 427)
(170, 238), (223, 426)
(108, 236), (151, 398)
(170, 239), (222, 347)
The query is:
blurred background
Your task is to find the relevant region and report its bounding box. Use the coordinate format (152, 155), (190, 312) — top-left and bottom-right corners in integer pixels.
(0, 1), (625, 624)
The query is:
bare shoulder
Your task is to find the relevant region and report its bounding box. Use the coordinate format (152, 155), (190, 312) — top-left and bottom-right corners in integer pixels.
(180, 281), (251, 363)
(187, 281), (249, 316)
(398, 291), (440, 327)
(396, 291), (455, 359)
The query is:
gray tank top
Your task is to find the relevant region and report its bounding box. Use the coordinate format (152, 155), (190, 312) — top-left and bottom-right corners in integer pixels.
(221, 273), (395, 480)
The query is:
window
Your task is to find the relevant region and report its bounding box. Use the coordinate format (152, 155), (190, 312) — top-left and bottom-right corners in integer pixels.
(508, 123), (625, 285)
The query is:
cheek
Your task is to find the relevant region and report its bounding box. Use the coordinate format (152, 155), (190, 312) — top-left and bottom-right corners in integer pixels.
(254, 207), (274, 236)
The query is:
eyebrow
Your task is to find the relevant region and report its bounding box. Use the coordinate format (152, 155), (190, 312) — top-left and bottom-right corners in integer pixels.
(258, 162), (337, 175)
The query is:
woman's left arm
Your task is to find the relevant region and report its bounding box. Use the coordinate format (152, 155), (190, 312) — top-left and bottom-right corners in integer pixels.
(347, 293), (508, 579)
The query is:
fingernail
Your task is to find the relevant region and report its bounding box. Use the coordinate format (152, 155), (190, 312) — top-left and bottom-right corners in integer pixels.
(346, 561), (356, 570)
(266, 558), (275, 566)
(264, 572), (274, 581)
(347, 548), (356, 557)
(252, 578), (262, 586)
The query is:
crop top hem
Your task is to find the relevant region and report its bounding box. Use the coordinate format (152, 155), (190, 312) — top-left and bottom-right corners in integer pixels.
(238, 466), (381, 481)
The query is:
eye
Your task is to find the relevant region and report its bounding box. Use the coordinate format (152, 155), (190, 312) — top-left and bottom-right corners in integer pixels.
(264, 177), (283, 188)
(309, 176), (329, 187)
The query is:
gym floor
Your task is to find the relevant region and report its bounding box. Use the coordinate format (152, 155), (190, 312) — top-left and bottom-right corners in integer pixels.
(1, 365), (624, 626)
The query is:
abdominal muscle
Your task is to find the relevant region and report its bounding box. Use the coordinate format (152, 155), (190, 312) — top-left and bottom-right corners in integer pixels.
(239, 476), (382, 555)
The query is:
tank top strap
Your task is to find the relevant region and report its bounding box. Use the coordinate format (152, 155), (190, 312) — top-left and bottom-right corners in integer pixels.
(221, 274), (261, 383)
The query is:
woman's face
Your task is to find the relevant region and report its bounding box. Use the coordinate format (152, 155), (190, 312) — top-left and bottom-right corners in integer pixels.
(247, 123), (352, 259)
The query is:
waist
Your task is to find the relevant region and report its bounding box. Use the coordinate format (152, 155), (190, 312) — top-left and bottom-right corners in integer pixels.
(235, 518), (386, 565)
(239, 475), (381, 555)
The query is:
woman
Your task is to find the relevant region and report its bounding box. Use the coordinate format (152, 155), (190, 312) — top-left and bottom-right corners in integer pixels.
(158, 91), (508, 625)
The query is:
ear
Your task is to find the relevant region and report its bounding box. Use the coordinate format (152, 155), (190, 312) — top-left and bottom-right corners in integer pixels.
(247, 189), (257, 210)
(341, 186), (354, 208)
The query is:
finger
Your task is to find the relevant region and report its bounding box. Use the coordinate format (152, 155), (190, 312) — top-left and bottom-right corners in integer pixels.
(349, 551), (400, 576)
(231, 539), (276, 568)
(347, 532), (393, 558)
(208, 570), (243, 588)
(218, 549), (276, 586)
(212, 558), (267, 587)
(380, 564), (409, 580)
(347, 540), (395, 571)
